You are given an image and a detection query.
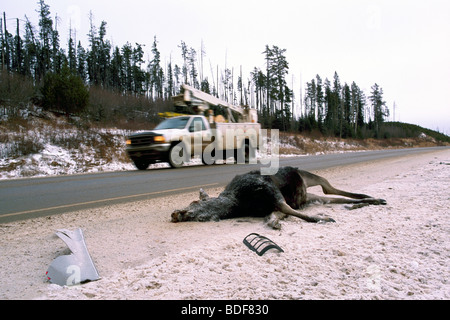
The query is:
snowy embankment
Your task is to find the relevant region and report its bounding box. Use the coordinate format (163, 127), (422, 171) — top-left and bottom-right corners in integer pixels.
(0, 122), (134, 179)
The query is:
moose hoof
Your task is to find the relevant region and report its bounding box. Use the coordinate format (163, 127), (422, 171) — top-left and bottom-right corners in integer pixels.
(312, 215), (335, 223)
(266, 219), (282, 230)
(272, 221), (282, 230)
(363, 198), (387, 205)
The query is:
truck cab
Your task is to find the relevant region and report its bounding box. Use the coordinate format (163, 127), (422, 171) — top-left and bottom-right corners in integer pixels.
(126, 115), (210, 169)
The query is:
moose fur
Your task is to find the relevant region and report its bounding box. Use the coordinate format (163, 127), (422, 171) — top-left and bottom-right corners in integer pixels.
(171, 166), (386, 229)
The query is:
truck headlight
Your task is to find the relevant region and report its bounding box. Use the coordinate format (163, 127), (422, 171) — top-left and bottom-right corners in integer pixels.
(154, 136), (165, 143)
(126, 139), (132, 145)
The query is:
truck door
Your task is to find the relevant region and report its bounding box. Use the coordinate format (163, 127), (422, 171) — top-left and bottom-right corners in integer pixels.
(188, 117), (210, 155)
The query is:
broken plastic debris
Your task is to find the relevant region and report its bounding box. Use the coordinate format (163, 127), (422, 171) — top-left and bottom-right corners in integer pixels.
(46, 228), (100, 286)
(243, 233), (284, 256)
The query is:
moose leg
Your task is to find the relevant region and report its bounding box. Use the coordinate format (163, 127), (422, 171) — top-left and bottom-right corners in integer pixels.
(266, 211), (286, 229)
(299, 170), (373, 199)
(306, 193), (387, 205)
(278, 201), (335, 223)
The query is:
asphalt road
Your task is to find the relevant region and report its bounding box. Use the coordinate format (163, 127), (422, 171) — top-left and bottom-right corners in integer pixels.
(0, 147), (446, 223)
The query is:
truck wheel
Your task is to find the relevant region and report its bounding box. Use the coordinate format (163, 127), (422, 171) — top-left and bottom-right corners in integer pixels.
(132, 159), (150, 170)
(168, 143), (185, 168)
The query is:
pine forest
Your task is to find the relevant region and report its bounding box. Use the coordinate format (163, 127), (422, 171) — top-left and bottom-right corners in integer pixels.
(0, 0), (408, 140)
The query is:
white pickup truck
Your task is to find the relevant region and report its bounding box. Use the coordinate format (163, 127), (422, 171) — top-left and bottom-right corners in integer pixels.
(126, 114), (261, 169)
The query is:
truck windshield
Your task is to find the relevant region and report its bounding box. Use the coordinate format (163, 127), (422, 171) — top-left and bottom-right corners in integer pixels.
(155, 117), (190, 130)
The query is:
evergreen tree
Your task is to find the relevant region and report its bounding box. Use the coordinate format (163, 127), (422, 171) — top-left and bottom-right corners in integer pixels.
(76, 41), (87, 82)
(12, 18), (24, 74)
(188, 47), (199, 89)
(67, 30), (76, 73)
(369, 83), (389, 136)
(86, 15), (111, 87)
(316, 74), (325, 131)
(166, 60), (174, 98)
(51, 15), (62, 73)
(40, 63), (89, 116)
(86, 11), (99, 85)
(324, 72), (341, 135)
(173, 64), (181, 94)
(23, 16), (38, 78)
(356, 87), (366, 130)
(222, 68), (232, 102)
(263, 45), (272, 115)
(304, 79), (316, 121)
(323, 78), (332, 130)
(341, 83), (352, 137)
(262, 45), (291, 126)
(150, 36), (164, 98)
(350, 81), (365, 136)
(250, 67), (266, 112)
(36, 0), (53, 80)
(1, 15), (11, 72)
(121, 42), (133, 92)
(110, 46), (123, 91)
(132, 43), (146, 95)
(97, 21), (111, 87)
(200, 78), (211, 94)
(179, 41), (188, 84)
(271, 46), (290, 112)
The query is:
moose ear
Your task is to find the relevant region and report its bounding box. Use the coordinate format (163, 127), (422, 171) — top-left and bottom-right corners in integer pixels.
(199, 188), (209, 201)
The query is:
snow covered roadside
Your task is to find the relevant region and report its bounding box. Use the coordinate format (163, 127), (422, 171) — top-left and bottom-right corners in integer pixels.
(0, 141), (134, 179)
(0, 119), (136, 179)
(0, 148), (449, 300)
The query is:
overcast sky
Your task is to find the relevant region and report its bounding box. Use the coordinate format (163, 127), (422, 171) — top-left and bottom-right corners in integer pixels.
(3, 0), (450, 134)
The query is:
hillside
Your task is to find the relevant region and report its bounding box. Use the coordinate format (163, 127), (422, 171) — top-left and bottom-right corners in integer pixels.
(1, 108), (448, 180)
(382, 122), (450, 143)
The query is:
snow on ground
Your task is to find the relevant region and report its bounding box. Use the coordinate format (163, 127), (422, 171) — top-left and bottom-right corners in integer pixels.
(0, 148), (448, 299)
(0, 118), (135, 179)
